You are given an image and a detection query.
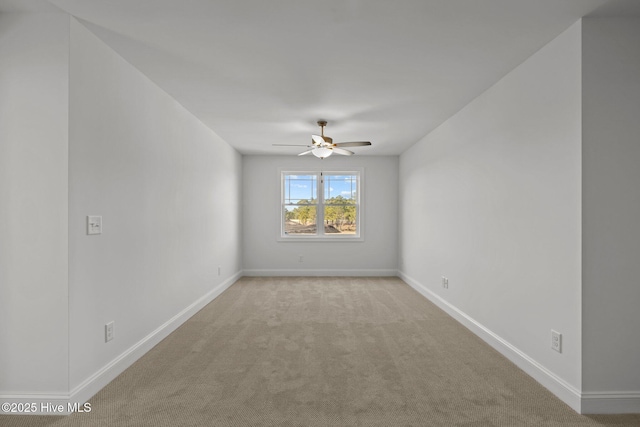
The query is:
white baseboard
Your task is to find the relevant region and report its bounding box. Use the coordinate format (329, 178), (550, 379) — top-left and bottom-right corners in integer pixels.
(398, 271), (640, 415)
(398, 271), (583, 413)
(242, 268), (398, 277)
(580, 392), (640, 414)
(0, 271), (242, 416)
(70, 270), (242, 406)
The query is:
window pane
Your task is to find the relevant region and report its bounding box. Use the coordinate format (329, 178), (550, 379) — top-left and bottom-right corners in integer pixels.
(323, 205), (357, 234)
(284, 205), (317, 235)
(284, 175), (317, 205)
(323, 175), (357, 235)
(324, 175), (357, 202)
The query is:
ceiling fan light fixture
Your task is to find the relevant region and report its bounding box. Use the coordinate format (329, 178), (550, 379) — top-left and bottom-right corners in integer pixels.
(312, 146), (333, 159)
(273, 120), (371, 158)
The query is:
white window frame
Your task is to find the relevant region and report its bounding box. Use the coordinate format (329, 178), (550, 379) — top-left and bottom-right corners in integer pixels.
(279, 168), (363, 242)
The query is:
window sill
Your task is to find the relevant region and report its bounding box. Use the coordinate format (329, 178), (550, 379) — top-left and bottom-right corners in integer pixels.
(278, 235), (364, 242)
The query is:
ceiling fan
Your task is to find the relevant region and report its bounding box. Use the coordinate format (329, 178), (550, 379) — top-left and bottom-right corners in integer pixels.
(273, 120), (372, 159)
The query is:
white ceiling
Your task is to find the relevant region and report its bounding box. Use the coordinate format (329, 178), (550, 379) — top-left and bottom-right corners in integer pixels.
(3, 0), (640, 155)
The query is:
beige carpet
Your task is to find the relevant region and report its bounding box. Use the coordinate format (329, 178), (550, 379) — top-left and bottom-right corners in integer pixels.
(2, 276), (639, 426)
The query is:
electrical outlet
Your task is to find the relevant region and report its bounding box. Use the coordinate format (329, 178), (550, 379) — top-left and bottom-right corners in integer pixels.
(298, 256), (304, 263)
(551, 330), (562, 353)
(105, 321), (114, 342)
(442, 276), (449, 289)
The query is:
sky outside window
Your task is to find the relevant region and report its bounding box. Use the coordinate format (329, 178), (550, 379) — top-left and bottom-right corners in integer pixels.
(284, 175), (317, 204)
(324, 175), (357, 201)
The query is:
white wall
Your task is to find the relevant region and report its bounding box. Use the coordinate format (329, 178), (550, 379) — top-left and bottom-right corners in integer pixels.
(399, 22), (583, 406)
(582, 17), (640, 402)
(0, 12), (69, 395)
(68, 18), (242, 394)
(243, 155), (398, 275)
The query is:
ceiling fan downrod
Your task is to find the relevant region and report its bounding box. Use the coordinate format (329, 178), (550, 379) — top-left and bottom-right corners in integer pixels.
(317, 120), (332, 144)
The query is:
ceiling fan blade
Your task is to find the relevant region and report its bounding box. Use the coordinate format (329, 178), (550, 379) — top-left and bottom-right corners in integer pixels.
(273, 144), (311, 146)
(298, 150), (313, 156)
(311, 135), (325, 145)
(332, 147), (354, 156)
(334, 141), (372, 147)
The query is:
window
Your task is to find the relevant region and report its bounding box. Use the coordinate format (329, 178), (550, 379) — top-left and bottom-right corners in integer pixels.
(281, 170), (361, 239)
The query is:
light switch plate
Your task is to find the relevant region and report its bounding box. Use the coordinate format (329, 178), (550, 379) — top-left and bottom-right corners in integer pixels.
(87, 215), (102, 235)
